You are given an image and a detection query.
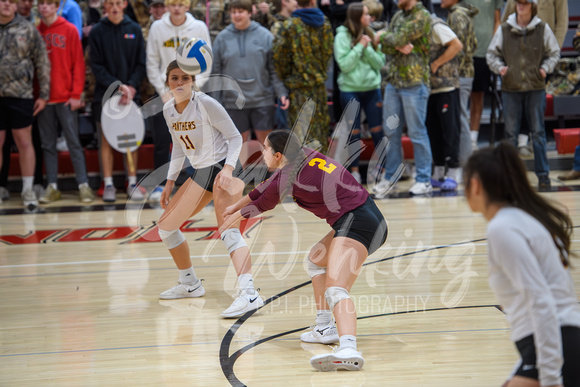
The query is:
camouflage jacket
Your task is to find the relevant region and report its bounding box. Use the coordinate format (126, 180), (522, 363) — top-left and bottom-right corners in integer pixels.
(380, 3), (431, 89)
(430, 17), (460, 91)
(448, 2), (478, 78)
(0, 15), (50, 99)
(273, 15), (333, 89)
(546, 57), (580, 96)
(191, 0), (229, 41)
(270, 13), (288, 37)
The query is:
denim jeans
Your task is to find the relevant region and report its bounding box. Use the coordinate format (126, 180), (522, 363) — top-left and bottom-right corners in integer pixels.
(458, 77), (473, 164)
(382, 83), (432, 183)
(574, 145), (580, 172)
(502, 89), (549, 177)
(340, 89), (383, 168)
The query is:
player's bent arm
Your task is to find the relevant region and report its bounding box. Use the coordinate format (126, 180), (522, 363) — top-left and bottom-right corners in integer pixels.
(223, 194), (252, 219)
(219, 209), (245, 234)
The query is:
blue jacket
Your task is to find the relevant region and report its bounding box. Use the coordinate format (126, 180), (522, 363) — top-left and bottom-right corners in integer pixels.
(58, 0), (83, 39)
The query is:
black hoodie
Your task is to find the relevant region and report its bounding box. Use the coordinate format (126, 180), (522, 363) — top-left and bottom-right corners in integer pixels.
(88, 15), (146, 103)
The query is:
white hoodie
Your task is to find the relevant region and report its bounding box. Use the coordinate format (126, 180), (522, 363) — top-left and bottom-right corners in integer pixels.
(146, 12), (212, 95)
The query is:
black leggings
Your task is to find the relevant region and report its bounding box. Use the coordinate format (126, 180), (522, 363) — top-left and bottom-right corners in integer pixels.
(515, 326), (580, 386)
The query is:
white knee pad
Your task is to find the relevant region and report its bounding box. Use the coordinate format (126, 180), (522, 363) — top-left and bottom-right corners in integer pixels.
(306, 257), (326, 278)
(158, 228), (185, 249)
(221, 228), (247, 254)
(325, 286), (350, 311)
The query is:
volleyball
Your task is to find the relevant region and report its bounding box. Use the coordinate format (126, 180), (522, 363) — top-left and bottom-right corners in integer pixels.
(176, 37), (213, 75)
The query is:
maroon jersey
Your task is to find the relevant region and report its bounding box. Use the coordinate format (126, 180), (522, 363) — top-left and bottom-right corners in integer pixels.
(240, 149), (369, 226)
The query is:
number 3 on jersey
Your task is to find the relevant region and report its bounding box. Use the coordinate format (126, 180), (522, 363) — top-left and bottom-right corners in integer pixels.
(179, 134), (195, 150)
(308, 157), (336, 174)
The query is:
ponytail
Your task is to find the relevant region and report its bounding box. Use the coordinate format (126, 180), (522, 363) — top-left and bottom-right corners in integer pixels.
(464, 142), (573, 266)
(267, 130), (307, 200)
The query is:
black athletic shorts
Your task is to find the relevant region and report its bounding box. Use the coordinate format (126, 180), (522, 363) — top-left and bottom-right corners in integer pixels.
(331, 196), (388, 255)
(189, 158), (243, 193)
(472, 57), (493, 93)
(0, 97), (34, 130)
(514, 326), (580, 386)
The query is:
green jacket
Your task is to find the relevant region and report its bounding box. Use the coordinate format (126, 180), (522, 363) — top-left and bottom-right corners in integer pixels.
(380, 3), (431, 89)
(334, 26), (386, 92)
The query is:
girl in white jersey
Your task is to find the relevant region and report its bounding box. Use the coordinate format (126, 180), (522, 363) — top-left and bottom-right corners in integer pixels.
(156, 60), (264, 319)
(464, 142), (580, 387)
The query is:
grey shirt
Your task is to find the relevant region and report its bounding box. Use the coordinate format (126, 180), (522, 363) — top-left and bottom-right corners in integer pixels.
(212, 21), (287, 110)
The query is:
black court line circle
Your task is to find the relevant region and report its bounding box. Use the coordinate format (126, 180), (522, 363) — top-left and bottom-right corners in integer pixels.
(219, 237), (487, 387)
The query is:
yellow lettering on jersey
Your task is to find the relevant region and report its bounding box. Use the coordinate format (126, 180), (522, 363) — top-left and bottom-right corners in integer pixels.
(171, 121), (197, 131)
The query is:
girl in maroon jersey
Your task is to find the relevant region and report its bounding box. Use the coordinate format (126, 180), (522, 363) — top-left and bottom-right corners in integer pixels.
(221, 129), (388, 371)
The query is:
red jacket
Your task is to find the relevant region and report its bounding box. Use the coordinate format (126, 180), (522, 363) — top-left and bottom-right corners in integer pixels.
(38, 16), (85, 103)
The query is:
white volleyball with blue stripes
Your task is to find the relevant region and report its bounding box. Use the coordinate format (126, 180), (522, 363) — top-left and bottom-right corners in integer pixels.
(176, 37), (213, 76)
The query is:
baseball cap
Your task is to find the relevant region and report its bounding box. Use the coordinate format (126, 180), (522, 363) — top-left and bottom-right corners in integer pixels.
(148, 0), (165, 6)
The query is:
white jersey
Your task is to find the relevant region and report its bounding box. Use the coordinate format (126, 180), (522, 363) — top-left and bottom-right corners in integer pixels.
(163, 92), (242, 181)
(487, 207), (580, 387)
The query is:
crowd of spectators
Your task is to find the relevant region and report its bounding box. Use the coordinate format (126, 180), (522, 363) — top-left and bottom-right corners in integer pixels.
(0, 0), (573, 206)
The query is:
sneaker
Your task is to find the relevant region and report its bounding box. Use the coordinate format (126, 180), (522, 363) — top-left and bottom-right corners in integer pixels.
(558, 170), (580, 181)
(409, 182), (432, 196)
(430, 177), (443, 188)
(519, 146), (532, 157)
(148, 186), (163, 202)
(127, 184), (146, 201)
(0, 186), (9, 201)
(471, 138), (478, 151)
(372, 178), (395, 199)
(21, 188), (38, 207)
(103, 185), (116, 203)
(79, 185), (95, 203)
(220, 288), (264, 318)
(440, 178), (458, 191)
(33, 184), (45, 199)
(538, 175), (551, 191)
(39, 186), (61, 203)
(300, 323), (339, 344)
(310, 346), (364, 372)
(350, 171), (362, 184)
(159, 280), (205, 300)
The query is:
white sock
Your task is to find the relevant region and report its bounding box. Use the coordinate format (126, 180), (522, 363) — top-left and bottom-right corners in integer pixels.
(447, 168), (459, 181)
(518, 134), (529, 148)
(316, 309), (332, 326)
(432, 166), (445, 180)
(104, 177), (113, 187)
(179, 266), (198, 285)
(238, 273), (255, 293)
(470, 131), (479, 142)
(339, 335), (357, 350)
(49, 183), (58, 190)
(22, 176), (34, 192)
(78, 182), (89, 189)
(128, 176), (137, 186)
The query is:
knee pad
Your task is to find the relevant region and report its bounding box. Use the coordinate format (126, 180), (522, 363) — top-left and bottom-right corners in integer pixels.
(324, 286), (350, 311)
(221, 228), (247, 254)
(158, 228), (185, 249)
(306, 256), (326, 278)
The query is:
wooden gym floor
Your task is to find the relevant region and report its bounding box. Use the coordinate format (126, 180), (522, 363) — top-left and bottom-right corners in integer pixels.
(1, 174), (580, 386)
